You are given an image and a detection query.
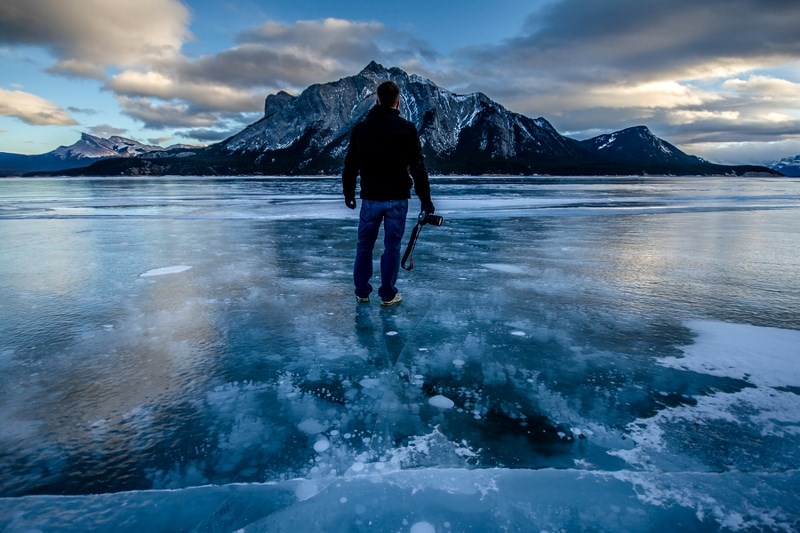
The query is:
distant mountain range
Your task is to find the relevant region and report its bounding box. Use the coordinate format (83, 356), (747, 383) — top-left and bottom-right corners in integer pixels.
(0, 133), (200, 175)
(0, 62), (787, 177)
(770, 155), (800, 177)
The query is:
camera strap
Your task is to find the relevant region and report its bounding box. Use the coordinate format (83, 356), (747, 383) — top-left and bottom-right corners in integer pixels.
(401, 219), (425, 271)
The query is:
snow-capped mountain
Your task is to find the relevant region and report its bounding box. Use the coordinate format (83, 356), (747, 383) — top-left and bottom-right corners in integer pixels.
(769, 155), (800, 177)
(52, 133), (162, 160)
(214, 61), (595, 174)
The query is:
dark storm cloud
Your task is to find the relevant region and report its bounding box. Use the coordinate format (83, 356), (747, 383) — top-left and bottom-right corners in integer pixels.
(177, 45), (343, 89)
(465, 0), (800, 82)
(177, 18), (436, 90)
(176, 129), (235, 142)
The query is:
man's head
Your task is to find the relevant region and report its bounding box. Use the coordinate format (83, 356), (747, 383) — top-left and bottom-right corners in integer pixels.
(376, 81), (400, 109)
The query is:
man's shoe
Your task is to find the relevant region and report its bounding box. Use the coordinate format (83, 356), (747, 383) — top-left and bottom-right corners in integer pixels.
(380, 292), (402, 307)
(356, 296), (370, 303)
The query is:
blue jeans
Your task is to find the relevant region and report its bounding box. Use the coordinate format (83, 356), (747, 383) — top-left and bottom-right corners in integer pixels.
(354, 199), (409, 301)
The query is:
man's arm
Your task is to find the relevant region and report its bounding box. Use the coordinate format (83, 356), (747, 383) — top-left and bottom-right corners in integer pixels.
(408, 126), (435, 213)
(342, 128), (359, 208)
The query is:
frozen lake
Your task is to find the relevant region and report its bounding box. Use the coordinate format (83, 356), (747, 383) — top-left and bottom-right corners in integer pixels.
(1, 175), (799, 531)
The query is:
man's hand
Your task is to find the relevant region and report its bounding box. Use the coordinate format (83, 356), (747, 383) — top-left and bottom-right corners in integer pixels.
(345, 198), (357, 210)
(422, 201), (435, 214)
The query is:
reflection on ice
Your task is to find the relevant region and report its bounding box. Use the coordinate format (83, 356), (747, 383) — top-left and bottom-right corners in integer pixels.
(0, 176), (799, 531)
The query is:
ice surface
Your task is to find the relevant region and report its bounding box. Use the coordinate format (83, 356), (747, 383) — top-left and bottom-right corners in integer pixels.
(1, 176), (799, 532)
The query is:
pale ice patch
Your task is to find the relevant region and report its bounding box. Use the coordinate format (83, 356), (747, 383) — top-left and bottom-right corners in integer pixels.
(658, 320), (800, 388)
(139, 265), (192, 277)
(428, 395), (455, 409)
(297, 418), (327, 435)
(314, 439), (331, 453)
(359, 378), (381, 389)
(510, 331), (526, 337)
(481, 263), (525, 274)
(294, 479), (320, 501)
(410, 522), (435, 533)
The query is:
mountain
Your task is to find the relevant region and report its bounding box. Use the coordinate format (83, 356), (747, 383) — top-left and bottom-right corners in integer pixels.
(0, 133), (176, 176)
(576, 126), (765, 175)
(17, 62), (780, 177)
(210, 60), (596, 175)
(0, 134), (203, 176)
(769, 155), (800, 177)
(581, 126), (704, 166)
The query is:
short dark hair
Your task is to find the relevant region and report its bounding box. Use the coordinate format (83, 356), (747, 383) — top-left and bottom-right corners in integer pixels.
(377, 81), (400, 106)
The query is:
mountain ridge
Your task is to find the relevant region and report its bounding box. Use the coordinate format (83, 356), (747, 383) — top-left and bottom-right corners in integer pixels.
(2, 62), (781, 177)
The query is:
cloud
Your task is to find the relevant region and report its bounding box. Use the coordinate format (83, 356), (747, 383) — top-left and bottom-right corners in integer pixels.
(682, 139), (800, 165)
(107, 70), (264, 113)
(88, 124), (128, 137)
(67, 106), (98, 115)
(177, 129), (234, 142)
(0, 88), (78, 125)
(463, 0), (800, 83)
(0, 0), (190, 78)
(116, 96), (220, 129)
(177, 17), (434, 90)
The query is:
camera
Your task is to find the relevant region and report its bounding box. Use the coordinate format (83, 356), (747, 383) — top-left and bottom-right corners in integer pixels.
(419, 211), (443, 226)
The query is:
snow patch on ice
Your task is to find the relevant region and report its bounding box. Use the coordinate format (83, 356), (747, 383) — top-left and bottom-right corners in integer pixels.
(139, 265), (192, 277)
(481, 263), (525, 274)
(658, 320), (800, 388)
(611, 321), (800, 471)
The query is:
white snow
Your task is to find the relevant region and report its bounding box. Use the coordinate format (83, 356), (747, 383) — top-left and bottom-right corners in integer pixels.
(612, 320), (800, 472)
(658, 320), (800, 388)
(139, 265), (192, 277)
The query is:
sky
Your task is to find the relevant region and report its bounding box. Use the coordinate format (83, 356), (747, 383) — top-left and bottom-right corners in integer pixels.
(1, 0), (799, 164)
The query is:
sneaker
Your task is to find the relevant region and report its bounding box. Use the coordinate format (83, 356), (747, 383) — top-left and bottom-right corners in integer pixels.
(356, 296), (370, 303)
(380, 292), (403, 307)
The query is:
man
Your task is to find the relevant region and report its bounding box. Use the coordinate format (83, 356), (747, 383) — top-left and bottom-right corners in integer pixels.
(342, 80), (435, 307)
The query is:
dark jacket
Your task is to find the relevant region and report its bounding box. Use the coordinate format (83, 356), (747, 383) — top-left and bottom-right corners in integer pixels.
(342, 105), (432, 208)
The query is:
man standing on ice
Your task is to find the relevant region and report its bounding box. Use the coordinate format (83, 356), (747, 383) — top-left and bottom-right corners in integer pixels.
(342, 80), (435, 307)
